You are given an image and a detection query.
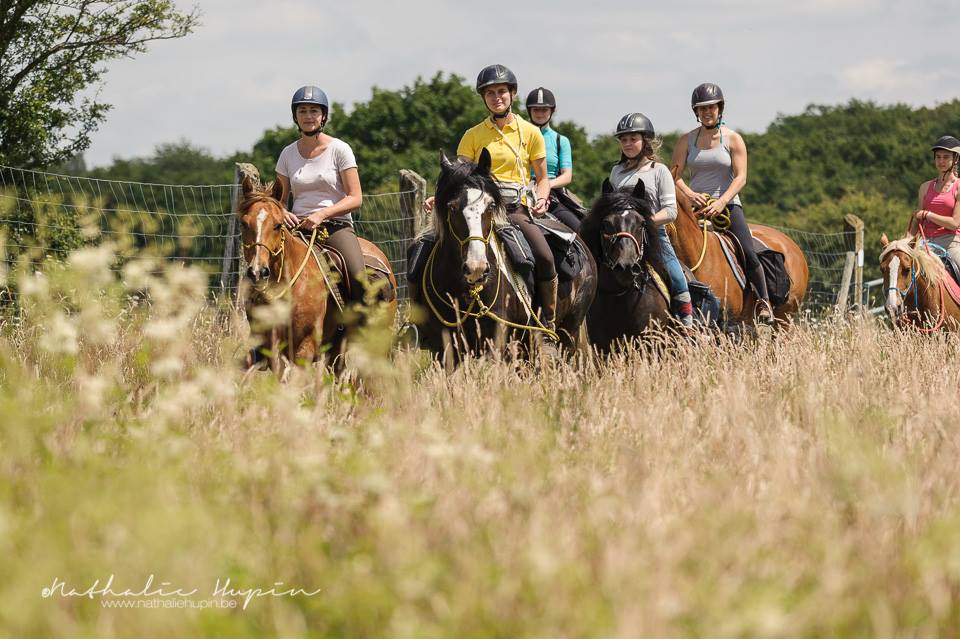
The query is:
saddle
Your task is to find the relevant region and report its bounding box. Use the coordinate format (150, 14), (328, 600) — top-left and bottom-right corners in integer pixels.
(709, 226), (791, 307)
(293, 229), (396, 311)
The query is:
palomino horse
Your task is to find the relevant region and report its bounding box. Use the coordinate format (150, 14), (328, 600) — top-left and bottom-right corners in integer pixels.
(879, 234), (960, 332)
(237, 177), (398, 371)
(580, 179), (671, 351)
(667, 175), (809, 325)
(411, 150), (596, 364)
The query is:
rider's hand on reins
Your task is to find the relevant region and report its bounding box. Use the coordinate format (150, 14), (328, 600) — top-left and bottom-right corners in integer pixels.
(530, 197), (548, 217)
(297, 212), (325, 232)
(699, 197), (727, 219)
(688, 191), (708, 210)
(282, 210), (300, 228)
(423, 196), (435, 214)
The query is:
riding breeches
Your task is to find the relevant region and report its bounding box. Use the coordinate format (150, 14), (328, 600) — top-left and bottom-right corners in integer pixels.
(549, 199), (581, 233)
(507, 207), (557, 281)
(726, 204), (769, 302)
(323, 222), (366, 302)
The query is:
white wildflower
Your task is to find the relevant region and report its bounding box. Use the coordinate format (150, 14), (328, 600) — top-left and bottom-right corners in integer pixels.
(38, 312), (79, 355)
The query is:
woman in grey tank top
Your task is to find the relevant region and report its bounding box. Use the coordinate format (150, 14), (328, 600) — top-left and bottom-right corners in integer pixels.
(670, 82), (774, 323)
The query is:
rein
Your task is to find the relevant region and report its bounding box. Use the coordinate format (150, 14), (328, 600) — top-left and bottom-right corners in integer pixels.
(242, 224), (328, 301)
(421, 219), (560, 343)
(686, 194), (731, 272)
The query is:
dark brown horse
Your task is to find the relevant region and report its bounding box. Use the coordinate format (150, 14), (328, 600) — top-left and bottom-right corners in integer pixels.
(411, 150), (596, 365)
(579, 179), (671, 351)
(666, 173), (809, 325)
(237, 177), (398, 372)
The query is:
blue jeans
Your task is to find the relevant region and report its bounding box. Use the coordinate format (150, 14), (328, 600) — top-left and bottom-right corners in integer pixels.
(658, 227), (688, 298)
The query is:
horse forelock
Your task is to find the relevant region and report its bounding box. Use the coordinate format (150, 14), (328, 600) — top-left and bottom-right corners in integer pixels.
(582, 190), (661, 272)
(432, 160), (505, 240)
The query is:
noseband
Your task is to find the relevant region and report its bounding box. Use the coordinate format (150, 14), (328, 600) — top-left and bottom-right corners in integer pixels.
(601, 229), (645, 266)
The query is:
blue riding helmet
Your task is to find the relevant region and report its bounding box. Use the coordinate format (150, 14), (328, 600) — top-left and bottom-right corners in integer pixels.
(291, 86), (329, 121)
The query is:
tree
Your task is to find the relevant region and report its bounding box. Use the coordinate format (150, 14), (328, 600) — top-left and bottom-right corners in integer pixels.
(0, 0), (199, 169)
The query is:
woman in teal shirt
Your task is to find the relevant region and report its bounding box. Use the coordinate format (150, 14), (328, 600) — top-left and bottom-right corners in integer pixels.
(526, 86), (581, 231)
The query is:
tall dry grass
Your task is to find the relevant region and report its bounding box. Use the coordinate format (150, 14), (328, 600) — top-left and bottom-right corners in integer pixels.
(1, 244), (959, 638)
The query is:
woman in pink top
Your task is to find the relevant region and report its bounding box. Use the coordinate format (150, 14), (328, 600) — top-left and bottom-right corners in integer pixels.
(906, 135), (960, 265)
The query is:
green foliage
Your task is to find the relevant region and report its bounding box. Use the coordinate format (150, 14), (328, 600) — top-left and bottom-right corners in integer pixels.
(0, 0), (198, 169)
(88, 141), (233, 185)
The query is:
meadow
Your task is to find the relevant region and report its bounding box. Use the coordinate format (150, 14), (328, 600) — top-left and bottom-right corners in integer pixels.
(1, 246), (959, 638)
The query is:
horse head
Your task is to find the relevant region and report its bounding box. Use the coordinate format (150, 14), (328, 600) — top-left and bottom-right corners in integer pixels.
(434, 149), (505, 286)
(238, 176), (286, 286)
(880, 233), (945, 323)
(582, 178), (661, 283)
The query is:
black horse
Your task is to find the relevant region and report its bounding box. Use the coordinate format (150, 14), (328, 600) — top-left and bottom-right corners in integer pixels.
(579, 179), (671, 352)
(411, 150), (596, 365)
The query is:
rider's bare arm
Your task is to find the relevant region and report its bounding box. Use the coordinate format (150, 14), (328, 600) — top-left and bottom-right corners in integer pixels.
(275, 174), (299, 226)
(531, 157), (550, 215)
(550, 167), (572, 189)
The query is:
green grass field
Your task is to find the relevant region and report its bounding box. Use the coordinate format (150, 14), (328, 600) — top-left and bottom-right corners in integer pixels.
(1, 246), (959, 638)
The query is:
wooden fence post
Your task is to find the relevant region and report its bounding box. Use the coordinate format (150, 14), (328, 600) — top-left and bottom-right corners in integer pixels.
(399, 169), (427, 237)
(844, 214), (865, 310)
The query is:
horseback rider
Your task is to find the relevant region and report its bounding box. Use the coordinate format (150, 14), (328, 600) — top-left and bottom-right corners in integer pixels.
(905, 135), (960, 267)
(275, 85), (367, 304)
(425, 65), (557, 338)
(525, 86), (581, 232)
(671, 82), (774, 324)
(610, 113), (694, 329)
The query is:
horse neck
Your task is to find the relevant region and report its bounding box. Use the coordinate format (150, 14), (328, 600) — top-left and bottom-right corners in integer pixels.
(670, 196), (704, 263)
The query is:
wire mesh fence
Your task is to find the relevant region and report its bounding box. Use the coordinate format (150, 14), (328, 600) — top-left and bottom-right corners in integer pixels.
(0, 164), (417, 301)
(0, 163), (861, 314)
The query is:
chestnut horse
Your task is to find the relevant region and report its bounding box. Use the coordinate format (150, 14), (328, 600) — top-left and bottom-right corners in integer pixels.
(879, 234), (960, 332)
(237, 177), (398, 371)
(579, 179), (671, 351)
(666, 176), (809, 325)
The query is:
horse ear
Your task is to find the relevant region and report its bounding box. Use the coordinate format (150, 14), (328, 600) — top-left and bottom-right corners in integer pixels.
(477, 148), (492, 175)
(632, 179), (646, 200)
(880, 233), (889, 247)
(440, 150), (453, 170)
(242, 175), (256, 197)
(601, 178), (613, 195)
(270, 180), (284, 202)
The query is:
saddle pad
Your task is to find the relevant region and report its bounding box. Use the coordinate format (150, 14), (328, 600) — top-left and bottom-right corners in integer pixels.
(944, 272), (960, 307)
(649, 268), (670, 304)
(712, 230), (775, 292)
(491, 234), (534, 321)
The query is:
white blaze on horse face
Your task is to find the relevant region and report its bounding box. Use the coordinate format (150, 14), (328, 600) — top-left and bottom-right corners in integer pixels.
(462, 187), (491, 284)
(249, 208), (269, 273)
(886, 255), (902, 314)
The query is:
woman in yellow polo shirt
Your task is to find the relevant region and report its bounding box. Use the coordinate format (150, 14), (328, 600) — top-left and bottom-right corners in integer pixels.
(457, 64), (557, 332)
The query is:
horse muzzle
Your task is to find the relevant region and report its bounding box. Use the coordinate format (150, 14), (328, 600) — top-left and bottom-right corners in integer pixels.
(246, 264), (271, 283)
(463, 260), (491, 285)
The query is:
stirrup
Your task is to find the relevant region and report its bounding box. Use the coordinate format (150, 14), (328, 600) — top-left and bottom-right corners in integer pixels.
(755, 300), (775, 325)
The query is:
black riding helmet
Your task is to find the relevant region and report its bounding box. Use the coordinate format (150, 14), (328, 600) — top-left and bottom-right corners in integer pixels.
(615, 112), (655, 138)
(931, 135), (960, 154)
(291, 85), (330, 132)
(476, 64), (518, 94)
(525, 87), (556, 110)
(692, 83), (724, 127)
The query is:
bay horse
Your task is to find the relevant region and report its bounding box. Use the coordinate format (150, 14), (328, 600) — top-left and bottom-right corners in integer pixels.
(879, 234), (960, 332)
(667, 171), (809, 325)
(411, 150), (596, 365)
(237, 177), (398, 372)
(579, 179), (671, 351)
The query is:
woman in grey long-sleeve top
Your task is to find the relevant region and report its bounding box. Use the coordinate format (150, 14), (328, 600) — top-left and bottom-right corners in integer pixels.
(610, 112), (694, 329)
(671, 82), (774, 324)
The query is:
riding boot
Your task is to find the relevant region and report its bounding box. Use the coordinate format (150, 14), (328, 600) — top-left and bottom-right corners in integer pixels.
(746, 265), (775, 325)
(536, 276), (560, 357)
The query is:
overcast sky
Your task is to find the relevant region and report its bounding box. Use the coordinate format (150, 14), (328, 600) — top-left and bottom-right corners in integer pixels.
(82, 0), (959, 167)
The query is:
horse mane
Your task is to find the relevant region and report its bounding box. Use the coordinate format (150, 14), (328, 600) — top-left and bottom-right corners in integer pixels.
(238, 181), (285, 216)
(429, 158), (506, 241)
(881, 239), (946, 285)
(581, 189), (663, 273)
